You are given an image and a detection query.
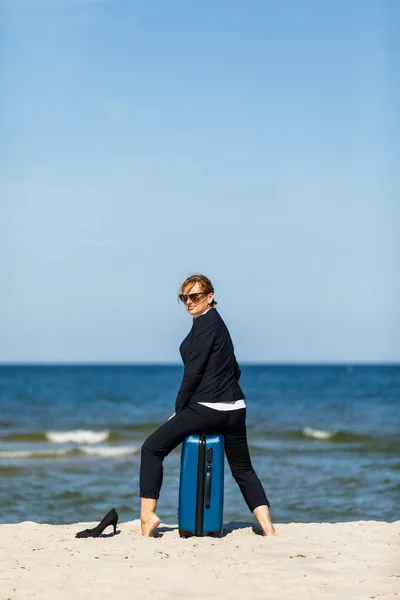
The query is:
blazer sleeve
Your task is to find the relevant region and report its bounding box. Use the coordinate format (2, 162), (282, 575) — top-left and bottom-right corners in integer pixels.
(234, 357), (241, 382)
(175, 318), (216, 413)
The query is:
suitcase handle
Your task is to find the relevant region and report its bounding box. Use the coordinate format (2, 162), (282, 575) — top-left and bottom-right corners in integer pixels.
(205, 465), (212, 509)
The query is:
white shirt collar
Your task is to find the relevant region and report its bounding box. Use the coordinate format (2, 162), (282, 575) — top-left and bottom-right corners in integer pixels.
(199, 306), (213, 317)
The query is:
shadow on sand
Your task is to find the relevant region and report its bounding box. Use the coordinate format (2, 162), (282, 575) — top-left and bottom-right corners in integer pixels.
(155, 521), (262, 538)
(99, 529), (122, 538)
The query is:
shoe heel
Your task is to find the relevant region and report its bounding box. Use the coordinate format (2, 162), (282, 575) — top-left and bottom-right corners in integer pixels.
(75, 508), (119, 539)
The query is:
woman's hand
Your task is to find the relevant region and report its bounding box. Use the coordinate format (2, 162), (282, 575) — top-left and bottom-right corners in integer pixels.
(168, 412), (176, 421)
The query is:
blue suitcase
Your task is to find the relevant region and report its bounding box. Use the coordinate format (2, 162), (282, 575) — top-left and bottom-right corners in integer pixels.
(178, 433), (224, 538)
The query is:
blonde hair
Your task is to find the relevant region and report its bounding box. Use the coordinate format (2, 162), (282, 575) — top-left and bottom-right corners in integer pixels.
(178, 274), (217, 307)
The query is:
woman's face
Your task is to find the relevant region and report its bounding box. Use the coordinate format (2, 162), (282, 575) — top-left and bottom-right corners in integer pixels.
(182, 282), (214, 319)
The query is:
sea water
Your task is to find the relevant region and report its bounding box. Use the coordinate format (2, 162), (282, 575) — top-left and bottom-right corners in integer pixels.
(0, 365), (399, 524)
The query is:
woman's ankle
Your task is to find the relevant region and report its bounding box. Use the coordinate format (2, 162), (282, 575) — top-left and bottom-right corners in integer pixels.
(140, 512), (161, 536)
(253, 505), (276, 535)
(140, 497), (158, 522)
(141, 509), (157, 523)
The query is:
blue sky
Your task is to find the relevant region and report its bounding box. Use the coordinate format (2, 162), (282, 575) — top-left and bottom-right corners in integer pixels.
(0, 0), (399, 363)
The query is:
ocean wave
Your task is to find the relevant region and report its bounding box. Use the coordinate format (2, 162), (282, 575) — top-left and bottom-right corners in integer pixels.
(0, 430), (129, 444)
(0, 444), (139, 460)
(0, 449), (71, 459)
(1, 426), (395, 451)
(302, 427), (338, 440)
(0, 432), (50, 443)
(79, 445), (139, 457)
(249, 427), (372, 443)
(46, 430), (109, 444)
(299, 429), (379, 444)
(0, 426), (153, 444)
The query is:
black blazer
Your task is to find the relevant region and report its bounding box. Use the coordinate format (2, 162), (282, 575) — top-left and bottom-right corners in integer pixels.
(175, 308), (245, 413)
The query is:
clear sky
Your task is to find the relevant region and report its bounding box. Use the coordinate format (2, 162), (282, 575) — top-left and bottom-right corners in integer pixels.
(0, 0), (399, 363)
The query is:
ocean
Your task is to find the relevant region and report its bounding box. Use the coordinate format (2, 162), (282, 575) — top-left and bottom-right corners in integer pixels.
(0, 365), (399, 525)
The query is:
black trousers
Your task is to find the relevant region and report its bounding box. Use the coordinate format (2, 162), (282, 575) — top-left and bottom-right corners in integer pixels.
(139, 403), (270, 513)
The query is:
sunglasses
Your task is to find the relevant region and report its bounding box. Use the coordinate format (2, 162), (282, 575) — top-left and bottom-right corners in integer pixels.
(179, 292), (208, 304)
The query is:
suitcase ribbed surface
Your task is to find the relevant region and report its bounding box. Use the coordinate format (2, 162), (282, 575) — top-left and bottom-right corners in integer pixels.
(178, 433), (224, 538)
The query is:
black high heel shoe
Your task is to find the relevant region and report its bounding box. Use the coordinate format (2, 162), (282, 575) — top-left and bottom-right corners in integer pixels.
(75, 508), (119, 538)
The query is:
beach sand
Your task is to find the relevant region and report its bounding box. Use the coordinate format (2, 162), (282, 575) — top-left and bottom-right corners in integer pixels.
(0, 520), (398, 600)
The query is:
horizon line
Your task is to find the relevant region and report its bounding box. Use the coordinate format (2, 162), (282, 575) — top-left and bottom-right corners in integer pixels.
(0, 361), (399, 367)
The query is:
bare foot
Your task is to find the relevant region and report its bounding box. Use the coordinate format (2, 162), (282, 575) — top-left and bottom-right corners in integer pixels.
(262, 523), (277, 537)
(141, 512), (161, 537)
(253, 505), (277, 537)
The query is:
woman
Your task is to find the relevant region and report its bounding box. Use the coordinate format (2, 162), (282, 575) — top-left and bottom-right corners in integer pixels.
(139, 274), (276, 537)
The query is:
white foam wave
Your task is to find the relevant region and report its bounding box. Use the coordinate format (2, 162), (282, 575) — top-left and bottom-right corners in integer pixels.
(0, 449), (70, 459)
(79, 445), (139, 457)
(46, 430), (109, 444)
(0, 445), (139, 459)
(303, 427), (337, 440)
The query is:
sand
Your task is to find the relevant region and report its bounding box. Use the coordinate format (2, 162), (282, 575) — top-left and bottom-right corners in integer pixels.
(0, 520), (399, 600)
